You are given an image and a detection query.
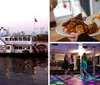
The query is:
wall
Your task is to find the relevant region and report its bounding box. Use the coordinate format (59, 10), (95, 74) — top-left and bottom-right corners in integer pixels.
(90, 0), (100, 14)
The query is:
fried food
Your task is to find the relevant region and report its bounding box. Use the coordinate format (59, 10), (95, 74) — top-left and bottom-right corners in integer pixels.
(62, 13), (99, 35)
(96, 14), (100, 19)
(75, 13), (82, 20)
(88, 22), (99, 34)
(75, 25), (84, 34)
(66, 21), (76, 34)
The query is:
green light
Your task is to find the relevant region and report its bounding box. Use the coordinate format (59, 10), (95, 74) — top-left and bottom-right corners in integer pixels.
(50, 84), (56, 85)
(56, 81), (65, 84)
(75, 74), (80, 76)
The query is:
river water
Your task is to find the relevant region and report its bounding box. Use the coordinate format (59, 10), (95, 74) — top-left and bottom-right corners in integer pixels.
(0, 56), (48, 85)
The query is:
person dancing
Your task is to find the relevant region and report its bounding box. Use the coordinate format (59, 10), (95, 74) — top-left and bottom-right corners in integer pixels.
(81, 53), (90, 79)
(62, 54), (69, 78)
(69, 54), (74, 77)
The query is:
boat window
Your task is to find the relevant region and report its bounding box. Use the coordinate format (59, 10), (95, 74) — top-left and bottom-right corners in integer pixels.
(28, 37), (30, 41)
(32, 36), (36, 41)
(10, 38), (11, 41)
(15, 46), (18, 49)
(16, 46), (18, 49)
(6, 46), (10, 49)
(23, 47), (25, 49)
(15, 37), (18, 41)
(5, 38), (8, 41)
(19, 37), (22, 41)
(23, 37), (27, 41)
(28, 46), (30, 49)
(19, 46), (22, 49)
(11, 37), (15, 41)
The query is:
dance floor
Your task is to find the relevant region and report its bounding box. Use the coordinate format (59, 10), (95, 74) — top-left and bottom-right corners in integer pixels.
(50, 74), (100, 85)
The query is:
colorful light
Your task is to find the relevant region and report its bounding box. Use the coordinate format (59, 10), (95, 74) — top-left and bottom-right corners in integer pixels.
(53, 78), (60, 81)
(50, 75), (100, 85)
(56, 81), (65, 84)
(89, 80), (94, 82)
(67, 81), (72, 84)
(96, 82), (100, 85)
(75, 82), (83, 85)
(50, 84), (56, 85)
(85, 77), (93, 81)
(88, 84), (95, 85)
(50, 79), (53, 82)
(96, 78), (100, 81)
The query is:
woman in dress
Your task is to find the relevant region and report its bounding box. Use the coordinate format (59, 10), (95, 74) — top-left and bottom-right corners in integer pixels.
(81, 53), (89, 79)
(69, 54), (74, 77)
(62, 54), (69, 78)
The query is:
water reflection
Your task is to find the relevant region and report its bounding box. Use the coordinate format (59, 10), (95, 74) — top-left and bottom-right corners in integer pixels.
(0, 56), (48, 85)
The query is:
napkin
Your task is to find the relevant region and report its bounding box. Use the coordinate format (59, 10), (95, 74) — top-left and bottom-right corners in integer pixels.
(77, 34), (99, 42)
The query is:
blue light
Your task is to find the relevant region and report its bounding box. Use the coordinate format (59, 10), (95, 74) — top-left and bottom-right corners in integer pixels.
(81, 77), (84, 80)
(96, 78), (100, 81)
(50, 80), (53, 82)
(85, 77), (93, 81)
(56, 80), (62, 82)
(53, 78), (59, 80)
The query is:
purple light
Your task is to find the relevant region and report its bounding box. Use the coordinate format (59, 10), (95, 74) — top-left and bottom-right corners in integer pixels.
(88, 84), (94, 85)
(96, 83), (100, 85)
(67, 81), (72, 84)
(63, 80), (68, 82)
(61, 78), (65, 80)
(89, 80), (94, 82)
(75, 82), (83, 85)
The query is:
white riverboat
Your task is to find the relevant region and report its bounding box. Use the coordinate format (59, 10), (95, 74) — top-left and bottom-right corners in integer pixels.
(0, 34), (48, 53)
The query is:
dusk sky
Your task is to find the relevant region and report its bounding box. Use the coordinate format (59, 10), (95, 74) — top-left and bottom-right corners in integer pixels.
(0, 0), (48, 34)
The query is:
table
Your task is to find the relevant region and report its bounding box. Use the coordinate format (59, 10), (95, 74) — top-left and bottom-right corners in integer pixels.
(50, 16), (71, 42)
(50, 16), (100, 42)
(50, 28), (100, 42)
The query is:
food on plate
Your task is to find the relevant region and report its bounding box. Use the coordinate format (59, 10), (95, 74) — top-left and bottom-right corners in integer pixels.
(62, 13), (82, 28)
(62, 19), (89, 34)
(96, 14), (100, 19)
(62, 13), (99, 35)
(88, 22), (99, 34)
(75, 25), (84, 34)
(74, 13), (82, 20)
(66, 21), (76, 34)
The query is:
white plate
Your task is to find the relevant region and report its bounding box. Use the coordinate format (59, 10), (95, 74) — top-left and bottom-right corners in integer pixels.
(86, 14), (100, 36)
(56, 15), (100, 37)
(86, 14), (100, 27)
(55, 25), (73, 37)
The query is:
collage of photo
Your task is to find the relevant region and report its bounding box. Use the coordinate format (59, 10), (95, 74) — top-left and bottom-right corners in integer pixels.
(0, 0), (100, 85)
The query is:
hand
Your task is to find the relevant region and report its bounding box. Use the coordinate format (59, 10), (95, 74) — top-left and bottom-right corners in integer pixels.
(68, 32), (79, 42)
